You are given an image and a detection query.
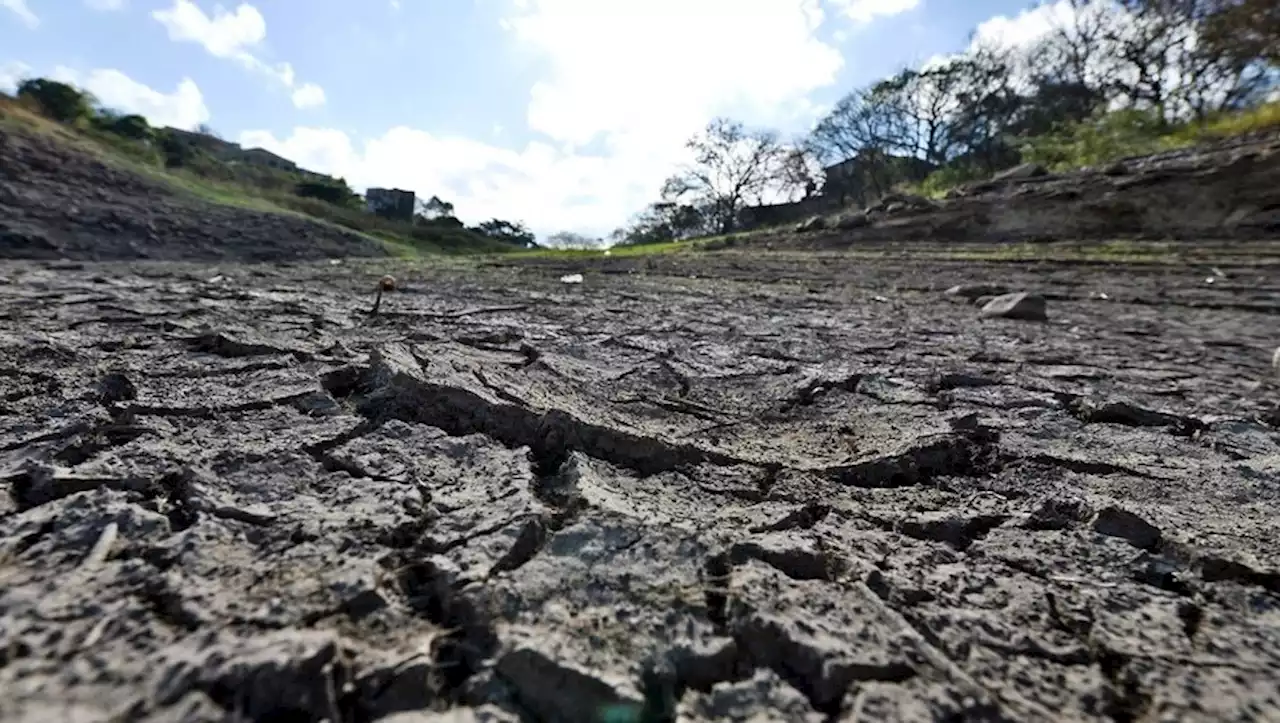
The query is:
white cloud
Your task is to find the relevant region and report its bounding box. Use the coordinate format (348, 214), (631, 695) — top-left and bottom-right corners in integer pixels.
(152, 0), (265, 60)
(291, 82), (325, 109)
(1, 0), (38, 27)
(151, 0), (324, 109)
(0, 60), (32, 92)
(239, 126), (664, 237)
(51, 66), (210, 130)
(242, 0), (852, 239)
(829, 0), (921, 25)
(504, 0), (843, 150)
(969, 0), (1078, 51)
(85, 0), (126, 10)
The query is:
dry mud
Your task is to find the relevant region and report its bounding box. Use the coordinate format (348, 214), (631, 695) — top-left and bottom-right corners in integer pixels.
(1, 254), (1278, 722)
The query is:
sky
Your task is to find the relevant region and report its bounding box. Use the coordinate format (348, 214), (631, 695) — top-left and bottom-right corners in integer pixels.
(1, 0), (1070, 239)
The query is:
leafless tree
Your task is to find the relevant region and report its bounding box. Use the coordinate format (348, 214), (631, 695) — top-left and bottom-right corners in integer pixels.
(776, 143), (824, 201)
(662, 118), (785, 234)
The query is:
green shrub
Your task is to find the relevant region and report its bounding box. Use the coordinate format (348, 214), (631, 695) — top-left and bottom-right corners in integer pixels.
(916, 164), (991, 197)
(17, 78), (93, 124)
(295, 179), (360, 207)
(1020, 108), (1173, 170)
(90, 110), (152, 141)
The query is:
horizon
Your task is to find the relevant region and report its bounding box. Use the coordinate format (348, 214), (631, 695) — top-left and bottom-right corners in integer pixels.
(1, 0), (1065, 242)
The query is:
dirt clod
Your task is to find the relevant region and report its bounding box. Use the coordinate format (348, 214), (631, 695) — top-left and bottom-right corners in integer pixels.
(0, 253), (1278, 721)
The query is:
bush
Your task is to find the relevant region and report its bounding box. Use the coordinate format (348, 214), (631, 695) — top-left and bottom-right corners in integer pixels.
(90, 110), (152, 141)
(1020, 108), (1172, 170)
(295, 179), (360, 207)
(106, 113), (152, 141)
(17, 78), (93, 124)
(155, 129), (198, 168)
(470, 219), (536, 247)
(915, 164), (991, 197)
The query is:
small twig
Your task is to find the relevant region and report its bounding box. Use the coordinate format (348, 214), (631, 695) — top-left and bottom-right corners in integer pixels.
(81, 522), (119, 570)
(438, 304), (527, 319)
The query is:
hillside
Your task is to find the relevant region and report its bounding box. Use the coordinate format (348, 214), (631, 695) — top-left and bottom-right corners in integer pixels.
(771, 126), (1280, 249)
(0, 89), (518, 262)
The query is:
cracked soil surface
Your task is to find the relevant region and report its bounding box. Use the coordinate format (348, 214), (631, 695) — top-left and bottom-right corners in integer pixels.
(1, 253), (1278, 722)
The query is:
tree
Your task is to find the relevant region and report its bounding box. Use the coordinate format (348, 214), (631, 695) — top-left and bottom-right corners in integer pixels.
(661, 118), (785, 234)
(416, 195), (455, 220)
(1114, 0), (1276, 116)
(777, 145), (823, 201)
(1199, 0), (1280, 66)
(471, 219), (537, 247)
(17, 78), (93, 123)
(808, 84), (920, 205)
(610, 201), (709, 246)
(947, 49), (1047, 171)
(546, 231), (603, 250)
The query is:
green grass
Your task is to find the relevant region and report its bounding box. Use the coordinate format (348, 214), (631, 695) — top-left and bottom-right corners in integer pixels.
(902, 101), (1280, 198)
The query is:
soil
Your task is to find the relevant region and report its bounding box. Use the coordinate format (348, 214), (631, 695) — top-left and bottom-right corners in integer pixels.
(0, 127), (389, 262)
(1, 252), (1278, 722)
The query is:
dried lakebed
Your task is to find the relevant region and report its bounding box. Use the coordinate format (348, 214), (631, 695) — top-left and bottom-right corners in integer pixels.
(0, 256), (1278, 722)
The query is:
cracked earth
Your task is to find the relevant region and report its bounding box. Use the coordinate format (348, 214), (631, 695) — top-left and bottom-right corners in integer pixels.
(1, 254), (1278, 722)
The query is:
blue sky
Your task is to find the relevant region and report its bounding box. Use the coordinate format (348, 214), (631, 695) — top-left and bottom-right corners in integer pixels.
(1, 0), (1058, 238)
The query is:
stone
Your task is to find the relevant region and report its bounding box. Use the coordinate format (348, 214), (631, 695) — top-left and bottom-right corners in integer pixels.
(1092, 505), (1162, 550)
(994, 162), (1048, 181)
(980, 292), (1048, 321)
(833, 212), (869, 230)
(1273, 346), (1280, 375)
(94, 372), (137, 404)
(796, 216), (828, 232)
(944, 283), (1009, 300)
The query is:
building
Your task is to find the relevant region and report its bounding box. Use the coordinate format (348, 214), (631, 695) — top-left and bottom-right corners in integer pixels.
(366, 188), (416, 222)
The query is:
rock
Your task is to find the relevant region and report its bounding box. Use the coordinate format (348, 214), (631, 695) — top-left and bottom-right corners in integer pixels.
(796, 216), (828, 232)
(994, 163), (1048, 181)
(1102, 161), (1130, 176)
(833, 211), (869, 230)
(944, 283), (1009, 300)
(980, 292), (1048, 321)
(1092, 505), (1162, 550)
(1273, 346), (1280, 375)
(94, 372), (136, 404)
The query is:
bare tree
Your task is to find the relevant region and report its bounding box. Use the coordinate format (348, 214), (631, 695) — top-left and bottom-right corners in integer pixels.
(1030, 0), (1124, 95)
(808, 80), (935, 206)
(1114, 0), (1275, 117)
(777, 144), (823, 201)
(944, 49), (1028, 172)
(1199, 0), (1280, 67)
(662, 118), (784, 234)
(416, 195), (455, 220)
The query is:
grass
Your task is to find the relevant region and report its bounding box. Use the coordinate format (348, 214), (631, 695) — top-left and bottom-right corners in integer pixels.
(903, 101), (1280, 198)
(0, 92), (516, 257)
